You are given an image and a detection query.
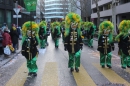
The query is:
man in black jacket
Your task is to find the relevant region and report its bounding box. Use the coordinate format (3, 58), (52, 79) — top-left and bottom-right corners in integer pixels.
(64, 13), (83, 72)
(97, 21), (114, 68)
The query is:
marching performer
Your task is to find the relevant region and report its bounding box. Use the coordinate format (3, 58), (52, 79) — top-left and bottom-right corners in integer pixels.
(82, 22), (88, 45)
(39, 21), (47, 49)
(97, 21), (114, 68)
(115, 20), (130, 69)
(52, 22), (61, 48)
(21, 21), (39, 76)
(86, 22), (95, 48)
(64, 12), (83, 72)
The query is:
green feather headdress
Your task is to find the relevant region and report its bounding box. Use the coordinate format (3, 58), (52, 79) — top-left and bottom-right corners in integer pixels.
(39, 21), (47, 34)
(99, 21), (114, 34)
(61, 21), (65, 27)
(65, 12), (81, 37)
(83, 22), (89, 30)
(87, 22), (94, 28)
(116, 20), (130, 41)
(22, 21), (40, 44)
(65, 12), (81, 29)
(98, 21), (114, 43)
(81, 21), (85, 28)
(52, 22), (61, 33)
(39, 21), (47, 28)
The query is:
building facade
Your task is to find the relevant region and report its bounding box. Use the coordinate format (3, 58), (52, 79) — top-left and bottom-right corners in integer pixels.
(0, 0), (32, 29)
(91, 0), (130, 28)
(44, 0), (69, 22)
(36, 0), (45, 23)
(0, 0), (14, 29)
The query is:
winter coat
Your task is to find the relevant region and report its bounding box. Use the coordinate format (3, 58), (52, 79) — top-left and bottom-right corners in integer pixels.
(21, 36), (38, 60)
(2, 31), (12, 47)
(10, 29), (19, 44)
(118, 35), (130, 55)
(64, 29), (83, 53)
(97, 35), (114, 54)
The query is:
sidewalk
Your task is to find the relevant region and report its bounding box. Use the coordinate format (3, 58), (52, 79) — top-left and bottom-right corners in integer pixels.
(0, 40), (21, 68)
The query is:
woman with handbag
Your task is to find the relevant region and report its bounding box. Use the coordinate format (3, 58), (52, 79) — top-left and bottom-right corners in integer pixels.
(2, 27), (13, 56)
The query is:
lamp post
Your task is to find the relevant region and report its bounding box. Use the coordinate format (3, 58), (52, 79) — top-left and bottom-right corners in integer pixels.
(16, 1), (18, 27)
(112, 0), (119, 35)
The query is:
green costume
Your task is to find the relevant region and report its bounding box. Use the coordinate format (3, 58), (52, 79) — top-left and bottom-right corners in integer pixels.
(39, 21), (47, 49)
(86, 22), (95, 48)
(97, 21), (114, 68)
(64, 12), (83, 72)
(115, 20), (130, 69)
(82, 22), (88, 44)
(21, 21), (39, 76)
(52, 22), (61, 48)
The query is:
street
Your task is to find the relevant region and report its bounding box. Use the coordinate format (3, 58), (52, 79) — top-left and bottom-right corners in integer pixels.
(0, 36), (130, 86)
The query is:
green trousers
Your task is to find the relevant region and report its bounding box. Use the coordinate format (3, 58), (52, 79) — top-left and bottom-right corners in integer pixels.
(68, 50), (81, 68)
(55, 38), (59, 47)
(87, 38), (93, 47)
(120, 50), (130, 67)
(100, 52), (112, 66)
(27, 56), (38, 73)
(40, 39), (46, 48)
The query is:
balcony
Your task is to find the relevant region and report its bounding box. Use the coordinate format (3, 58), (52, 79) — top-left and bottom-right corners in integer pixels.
(116, 2), (130, 14)
(91, 9), (112, 18)
(92, 0), (112, 9)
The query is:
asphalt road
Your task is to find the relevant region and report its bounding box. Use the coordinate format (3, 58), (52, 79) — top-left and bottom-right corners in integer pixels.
(0, 36), (130, 86)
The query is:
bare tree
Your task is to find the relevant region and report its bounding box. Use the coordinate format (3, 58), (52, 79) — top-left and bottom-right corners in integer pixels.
(60, 0), (69, 19)
(70, 0), (88, 21)
(93, 0), (100, 26)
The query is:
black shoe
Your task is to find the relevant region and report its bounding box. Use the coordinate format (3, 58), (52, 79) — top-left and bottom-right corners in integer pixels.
(28, 72), (32, 76)
(91, 46), (93, 48)
(107, 65), (112, 68)
(55, 46), (58, 48)
(122, 66), (126, 69)
(32, 72), (37, 77)
(127, 66), (130, 68)
(102, 65), (105, 68)
(75, 67), (79, 72)
(70, 68), (74, 72)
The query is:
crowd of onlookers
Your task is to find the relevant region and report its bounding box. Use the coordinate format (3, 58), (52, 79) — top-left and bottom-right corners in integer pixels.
(0, 23), (21, 55)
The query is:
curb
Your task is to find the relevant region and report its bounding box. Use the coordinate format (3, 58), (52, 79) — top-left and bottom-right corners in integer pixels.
(0, 51), (21, 68)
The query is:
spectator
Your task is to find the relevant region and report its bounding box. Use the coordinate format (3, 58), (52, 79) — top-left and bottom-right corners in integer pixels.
(2, 27), (12, 48)
(10, 24), (19, 52)
(1, 23), (8, 33)
(0, 28), (3, 54)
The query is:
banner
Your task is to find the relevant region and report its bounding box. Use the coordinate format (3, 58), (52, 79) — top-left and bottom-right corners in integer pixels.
(24, 0), (37, 11)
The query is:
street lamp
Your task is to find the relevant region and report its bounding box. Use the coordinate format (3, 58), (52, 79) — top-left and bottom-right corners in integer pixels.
(112, 0), (120, 35)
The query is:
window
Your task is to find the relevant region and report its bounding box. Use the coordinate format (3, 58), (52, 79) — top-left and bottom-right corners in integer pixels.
(99, 6), (103, 11)
(6, 11), (12, 29)
(0, 10), (4, 28)
(0, 0), (4, 4)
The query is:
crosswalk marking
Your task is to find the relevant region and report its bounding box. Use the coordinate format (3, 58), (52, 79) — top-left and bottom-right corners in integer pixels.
(73, 65), (96, 86)
(93, 63), (130, 86)
(41, 62), (58, 86)
(6, 63), (28, 86)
